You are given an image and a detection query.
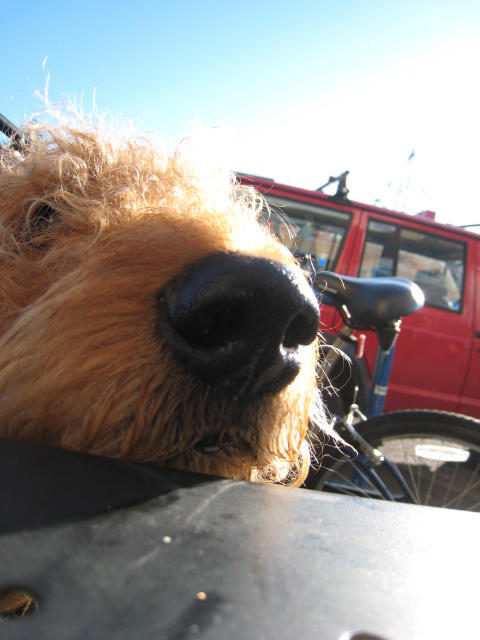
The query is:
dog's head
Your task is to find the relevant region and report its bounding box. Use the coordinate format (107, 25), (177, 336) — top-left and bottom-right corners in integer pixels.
(0, 113), (323, 485)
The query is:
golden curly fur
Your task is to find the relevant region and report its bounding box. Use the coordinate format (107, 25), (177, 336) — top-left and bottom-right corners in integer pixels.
(0, 111), (323, 490)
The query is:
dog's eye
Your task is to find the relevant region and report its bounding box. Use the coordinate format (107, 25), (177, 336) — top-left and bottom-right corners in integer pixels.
(28, 204), (60, 235)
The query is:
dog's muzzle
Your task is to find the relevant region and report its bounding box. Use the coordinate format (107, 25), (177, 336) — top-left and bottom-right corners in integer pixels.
(157, 252), (319, 398)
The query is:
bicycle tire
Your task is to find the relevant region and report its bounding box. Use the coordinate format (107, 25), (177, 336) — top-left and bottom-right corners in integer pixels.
(308, 410), (480, 512)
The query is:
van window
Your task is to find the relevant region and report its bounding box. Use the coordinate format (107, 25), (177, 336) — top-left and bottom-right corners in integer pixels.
(264, 196), (351, 274)
(359, 219), (466, 312)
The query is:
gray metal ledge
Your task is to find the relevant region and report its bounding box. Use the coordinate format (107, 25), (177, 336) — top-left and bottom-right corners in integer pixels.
(0, 440), (479, 640)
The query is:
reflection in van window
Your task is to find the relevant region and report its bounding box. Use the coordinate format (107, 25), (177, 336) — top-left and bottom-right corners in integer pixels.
(359, 221), (397, 278)
(360, 219), (466, 312)
(263, 196), (351, 274)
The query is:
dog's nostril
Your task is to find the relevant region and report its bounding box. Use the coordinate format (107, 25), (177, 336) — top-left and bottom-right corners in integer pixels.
(181, 303), (245, 348)
(283, 309), (318, 349)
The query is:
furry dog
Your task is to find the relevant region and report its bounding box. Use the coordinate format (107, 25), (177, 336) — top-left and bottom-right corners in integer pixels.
(0, 111), (323, 489)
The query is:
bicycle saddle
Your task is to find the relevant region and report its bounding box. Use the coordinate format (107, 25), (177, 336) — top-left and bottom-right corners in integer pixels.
(314, 271), (425, 329)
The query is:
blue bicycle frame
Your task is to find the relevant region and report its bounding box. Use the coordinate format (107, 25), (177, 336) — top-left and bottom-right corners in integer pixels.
(328, 326), (417, 503)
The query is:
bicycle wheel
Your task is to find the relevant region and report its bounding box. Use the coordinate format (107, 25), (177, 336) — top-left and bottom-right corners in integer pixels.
(308, 410), (480, 511)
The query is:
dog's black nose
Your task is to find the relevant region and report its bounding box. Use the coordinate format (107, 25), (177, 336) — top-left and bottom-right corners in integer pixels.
(159, 253), (319, 397)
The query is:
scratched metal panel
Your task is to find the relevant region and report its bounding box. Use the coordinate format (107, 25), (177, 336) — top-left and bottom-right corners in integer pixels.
(0, 441), (479, 640)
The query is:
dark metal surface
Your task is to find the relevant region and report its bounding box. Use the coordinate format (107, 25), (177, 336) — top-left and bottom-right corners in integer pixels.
(0, 439), (212, 534)
(1, 441), (479, 640)
(0, 113), (18, 138)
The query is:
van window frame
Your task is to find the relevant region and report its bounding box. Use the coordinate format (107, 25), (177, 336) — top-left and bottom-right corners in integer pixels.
(358, 216), (468, 314)
(263, 195), (353, 274)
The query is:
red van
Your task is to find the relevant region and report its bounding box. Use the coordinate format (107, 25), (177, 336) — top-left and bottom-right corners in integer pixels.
(238, 173), (480, 419)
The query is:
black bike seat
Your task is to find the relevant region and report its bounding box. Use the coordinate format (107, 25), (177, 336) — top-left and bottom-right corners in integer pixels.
(314, 271), (425, 329)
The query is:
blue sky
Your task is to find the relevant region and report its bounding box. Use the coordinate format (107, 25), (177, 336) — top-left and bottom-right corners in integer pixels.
(3, 0), (480, 226)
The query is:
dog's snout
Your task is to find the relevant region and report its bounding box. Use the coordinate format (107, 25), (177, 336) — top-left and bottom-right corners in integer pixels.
(160, 253), (319, 396)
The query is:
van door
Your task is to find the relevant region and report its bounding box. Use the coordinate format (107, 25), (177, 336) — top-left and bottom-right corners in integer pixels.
(345, 214), (473, 413)
(458, 240), (480, 416)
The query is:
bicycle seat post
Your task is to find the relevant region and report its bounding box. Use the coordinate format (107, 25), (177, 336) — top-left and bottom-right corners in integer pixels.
(366, 322), (401, 417)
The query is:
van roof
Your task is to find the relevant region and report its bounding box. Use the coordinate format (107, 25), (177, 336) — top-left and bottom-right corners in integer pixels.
(237, 173), (480, 242)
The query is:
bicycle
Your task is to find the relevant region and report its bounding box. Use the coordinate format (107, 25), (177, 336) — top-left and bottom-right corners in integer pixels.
(304, 271), (480, 512)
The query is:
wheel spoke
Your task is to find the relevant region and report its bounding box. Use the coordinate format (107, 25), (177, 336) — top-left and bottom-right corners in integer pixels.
(401, 439), (423, 504)
(443, 473), (480, 510)
(320, 464), (384, 499)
